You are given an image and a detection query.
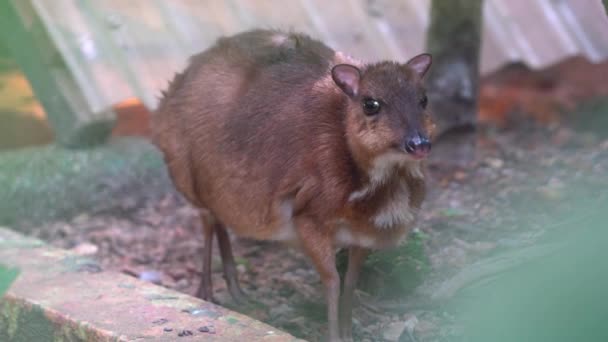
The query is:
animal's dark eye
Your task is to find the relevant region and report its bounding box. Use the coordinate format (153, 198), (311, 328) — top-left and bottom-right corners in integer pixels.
(420, 95), (428, 109)
(362, 98), (381, 115)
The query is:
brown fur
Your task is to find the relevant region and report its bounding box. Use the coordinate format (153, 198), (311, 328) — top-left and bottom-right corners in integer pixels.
(151, 29), (434, 341)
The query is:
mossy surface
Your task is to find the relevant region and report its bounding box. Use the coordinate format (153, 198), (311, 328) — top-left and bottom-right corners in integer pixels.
(0, 137), (168, 228)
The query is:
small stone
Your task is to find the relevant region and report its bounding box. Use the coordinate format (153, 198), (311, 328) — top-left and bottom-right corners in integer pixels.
(453, 171), (468, 181)
(198, 326), (210, 333)
(72, 214), (90, 225)
(389, 316), (419, 341)
(71, 242), (99, 255)
(269, 303), (290, 318)
(537, 186), (563, 201)
(120, 197), (137, 210)
(414, 319), (436, 337)
(76, 262), (102, 273)
(551, 128), (573, 146)
(163, 327), (173, 332)
(484, 157), (504, 169)
(175, 278), (190, 290)
(383, 321), (408, 342)
(402, 316), (419, 336)
(139, 270), (163, 285)
(470, 241), (496, 253)
(177, 329), (193, 337)
(152, 318), (168, 325)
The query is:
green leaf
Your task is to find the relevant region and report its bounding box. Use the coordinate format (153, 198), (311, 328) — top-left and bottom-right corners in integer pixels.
(0, 264), (19, 296)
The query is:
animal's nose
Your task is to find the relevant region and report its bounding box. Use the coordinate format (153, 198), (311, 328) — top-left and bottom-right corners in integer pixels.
(404, 134), (431, 159)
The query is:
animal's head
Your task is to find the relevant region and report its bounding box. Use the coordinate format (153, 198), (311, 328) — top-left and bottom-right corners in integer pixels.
(332, 54), (435, 164)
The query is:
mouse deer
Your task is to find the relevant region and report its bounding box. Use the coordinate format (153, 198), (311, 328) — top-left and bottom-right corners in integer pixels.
(152, 29), (434, 341)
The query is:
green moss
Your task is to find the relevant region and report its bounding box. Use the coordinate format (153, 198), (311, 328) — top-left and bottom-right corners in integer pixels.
(0, 302), (55, 342)
(226, 316), (240, 324)
(0, 138), (168, 228)
(0, 300), (20, 340)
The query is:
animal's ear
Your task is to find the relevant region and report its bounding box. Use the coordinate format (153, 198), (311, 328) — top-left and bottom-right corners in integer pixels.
(331, 64), (361, 97)
(406, 53), (432, 78)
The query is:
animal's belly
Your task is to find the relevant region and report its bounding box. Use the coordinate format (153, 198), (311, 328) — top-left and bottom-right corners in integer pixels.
(333, 222), (410, 249)
(222, 198), (299, 242)
(335, 228), (381, 248)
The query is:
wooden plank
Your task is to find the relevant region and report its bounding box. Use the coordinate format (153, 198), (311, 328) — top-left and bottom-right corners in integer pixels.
(301, 0), (382, 60)
(30, 0), (114, 117)
(75, 0), (159, 109)
(558, 0), (608, 62)
(0, 227), (302, 342)
(371, 0), (429, 60)
(482, 0), (520, 72)
(0, 0), (114, 147)
(505, 0), (570, 68)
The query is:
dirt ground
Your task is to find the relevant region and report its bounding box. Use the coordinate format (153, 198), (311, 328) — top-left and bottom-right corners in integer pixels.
(17, 113), (608, 341)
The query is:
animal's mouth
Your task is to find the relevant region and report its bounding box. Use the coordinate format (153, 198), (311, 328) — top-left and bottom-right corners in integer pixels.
(408, 148), (430, 160)
(390, 146), (430, 160)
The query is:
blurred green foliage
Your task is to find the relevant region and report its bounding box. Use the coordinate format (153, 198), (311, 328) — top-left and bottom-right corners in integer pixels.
(453, 198), (608, 341)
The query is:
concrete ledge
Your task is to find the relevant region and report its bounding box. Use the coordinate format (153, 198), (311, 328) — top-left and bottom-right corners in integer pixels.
(0, 227), (302, 341)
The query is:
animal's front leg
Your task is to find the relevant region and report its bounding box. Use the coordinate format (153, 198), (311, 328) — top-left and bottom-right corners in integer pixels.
(296, 217), (341, 342)
(339, 246), (370, 341)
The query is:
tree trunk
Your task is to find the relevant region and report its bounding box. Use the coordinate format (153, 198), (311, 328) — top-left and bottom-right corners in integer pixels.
(425, 0), (483, 164)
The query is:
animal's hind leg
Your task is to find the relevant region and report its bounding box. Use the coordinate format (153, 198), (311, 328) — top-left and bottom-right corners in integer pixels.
(216, 223), (248, 303)
(196, 210), (217, 303)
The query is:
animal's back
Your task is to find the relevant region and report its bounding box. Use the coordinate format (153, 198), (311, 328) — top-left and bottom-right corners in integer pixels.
(152, 30), (347, 239)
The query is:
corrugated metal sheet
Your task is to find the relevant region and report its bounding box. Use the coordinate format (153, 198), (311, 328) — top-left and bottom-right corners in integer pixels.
(30, 0), (608, 113)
